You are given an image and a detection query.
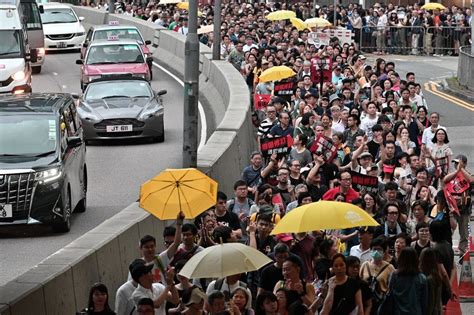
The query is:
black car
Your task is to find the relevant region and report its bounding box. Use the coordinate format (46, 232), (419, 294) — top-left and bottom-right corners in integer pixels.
(0, 93), (87, 232)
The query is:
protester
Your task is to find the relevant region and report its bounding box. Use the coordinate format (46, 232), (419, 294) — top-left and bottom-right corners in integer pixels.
(81, 283), (116, 315)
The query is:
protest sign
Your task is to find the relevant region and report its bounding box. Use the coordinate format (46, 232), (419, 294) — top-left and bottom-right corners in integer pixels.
(435, 156), (449, 178)
(254, 94), (271, 111)
(309, 135), (337, 163)
(444, 170), (471, 215)
(274, 81), (295, 102)
(260, 134), (294, 158)
(350, 171), (379, 194)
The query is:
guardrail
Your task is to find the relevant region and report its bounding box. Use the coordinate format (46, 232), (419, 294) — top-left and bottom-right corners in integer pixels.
(359, 25), (471, 56)
(0, 6), (255, 315)
(458, 46), (474, 91)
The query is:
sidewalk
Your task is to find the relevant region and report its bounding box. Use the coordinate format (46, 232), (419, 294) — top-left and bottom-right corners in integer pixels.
(441, 77), (474, 103)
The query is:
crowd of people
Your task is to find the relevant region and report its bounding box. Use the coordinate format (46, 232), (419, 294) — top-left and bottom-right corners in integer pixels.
(86, 1), (473, 56)
(79, 1), (473, 315)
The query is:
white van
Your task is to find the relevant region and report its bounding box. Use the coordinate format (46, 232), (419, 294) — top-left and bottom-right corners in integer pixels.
(0, 2), (32, 94)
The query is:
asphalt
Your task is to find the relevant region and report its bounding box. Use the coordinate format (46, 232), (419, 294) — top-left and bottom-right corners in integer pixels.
(0, 50), (185, 285)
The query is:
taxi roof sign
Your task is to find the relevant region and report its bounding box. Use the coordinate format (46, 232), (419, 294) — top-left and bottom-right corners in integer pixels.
(107, 35), (119, 41)
(108, 21), (119, 25)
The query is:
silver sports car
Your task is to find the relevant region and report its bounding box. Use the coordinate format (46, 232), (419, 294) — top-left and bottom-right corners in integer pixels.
(77, 78), (166, 142)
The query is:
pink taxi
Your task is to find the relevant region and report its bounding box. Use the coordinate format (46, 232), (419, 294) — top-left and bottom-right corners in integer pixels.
(76, 37), (151, 91)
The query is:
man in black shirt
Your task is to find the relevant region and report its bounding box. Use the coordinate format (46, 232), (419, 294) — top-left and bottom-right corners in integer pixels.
(215, 191), (242, 239)
(258, 243), (290, 294)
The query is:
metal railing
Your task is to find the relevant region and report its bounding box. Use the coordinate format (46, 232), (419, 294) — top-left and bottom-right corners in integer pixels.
(359, 25), (472, 56)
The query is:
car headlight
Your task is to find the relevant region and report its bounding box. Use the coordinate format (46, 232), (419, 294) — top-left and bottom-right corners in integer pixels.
(88, 75), (101, 82)
(12, 71), (26, 81)
(76, 32), (85, 36)
(138, 107), (163, 121)
(35, 167), (62, 184)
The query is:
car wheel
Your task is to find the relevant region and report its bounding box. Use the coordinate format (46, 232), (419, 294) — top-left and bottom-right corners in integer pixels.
(52, 189), (72, 233)
(153, 128), (164, 143)
(75, 169), (87, 213)
(32, 66), (41, 74)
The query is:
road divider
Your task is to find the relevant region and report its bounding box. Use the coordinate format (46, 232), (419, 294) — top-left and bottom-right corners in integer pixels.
(0, 6), (255, 314)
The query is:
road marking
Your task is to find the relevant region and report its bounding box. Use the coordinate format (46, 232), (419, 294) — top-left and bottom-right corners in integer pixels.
(424, 82), (474, 112)
(152, 61), (206, 151)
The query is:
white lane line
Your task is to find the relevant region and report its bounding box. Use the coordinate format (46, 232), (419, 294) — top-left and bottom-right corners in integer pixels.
(152, 61), (206, 152)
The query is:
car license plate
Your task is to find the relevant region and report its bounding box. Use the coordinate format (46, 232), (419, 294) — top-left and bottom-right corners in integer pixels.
(57, 42), (67, 48)
(106, 125), (133, 132)
(0, 204), (13, 218)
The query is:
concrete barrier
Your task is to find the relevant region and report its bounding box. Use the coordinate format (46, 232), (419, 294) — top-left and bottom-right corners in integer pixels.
(458, 46), (474, 91)
(0, 6), (255, 314)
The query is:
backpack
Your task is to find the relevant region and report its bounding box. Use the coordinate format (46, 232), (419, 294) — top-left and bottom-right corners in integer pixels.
(364, 263), (390, 302)
(214, 278), (248, 301)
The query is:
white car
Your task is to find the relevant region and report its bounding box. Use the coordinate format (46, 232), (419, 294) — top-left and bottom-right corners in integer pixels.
(40, 3), (86, 51)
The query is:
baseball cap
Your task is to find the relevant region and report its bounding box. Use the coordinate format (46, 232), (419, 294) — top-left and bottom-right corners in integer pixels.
(131, 263), (154, 282)
(275, 233), (293, 242)
(183, 287), (206, 306)
(329, 93), (340, 103)
(452, 154), (467, 164)
(358, 152), (373, 160)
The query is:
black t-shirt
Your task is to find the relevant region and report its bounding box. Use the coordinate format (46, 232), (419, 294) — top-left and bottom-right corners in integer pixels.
(330, 277), (360, 315)
(290, 175), (305, 186)
(276, 187), (292, 209)
(259, 264), (283, 292)
(314, 257), (332, 281)
(216, 211), (241, 231)
(367, 140), (381, 159)
(320, 163), (338, 187)
(307, 183), (329, 202)
(434, 241), (454, 279)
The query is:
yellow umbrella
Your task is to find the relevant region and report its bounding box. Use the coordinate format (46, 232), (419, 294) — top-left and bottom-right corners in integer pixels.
(421, 3), (446, 11)
(197, 24), (214, 35)
(175, 2), (204, 16)
(290, 17), (307, 31)
(179, 243), (272, 279)
(176, 2), (189, 10)
(139, 168), (218, 220)
(259, 65), (296, 82)
(305, 17), (332, 28)
(271, 201), (379, 234)
(266, 10), (296, 21)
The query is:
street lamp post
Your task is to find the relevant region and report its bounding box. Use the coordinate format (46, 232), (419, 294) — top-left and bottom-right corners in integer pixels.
(212, 0), (221, 60)
(183, 0), (200, 168)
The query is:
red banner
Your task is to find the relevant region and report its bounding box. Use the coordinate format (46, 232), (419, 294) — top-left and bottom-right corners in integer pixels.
(254, 94), (272, 111)
(310, 56), (333, 85)
(309, 135), (337, 163)
(350, 171), (379, 194)
(444, 171), (471, 215)
(260, 134), (294, 158)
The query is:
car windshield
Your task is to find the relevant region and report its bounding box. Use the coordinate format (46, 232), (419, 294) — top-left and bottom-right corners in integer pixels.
(85, 81), (152, 100)
(94, 29), (143, 43)
(41, 8), (77, 24)
(0, 30), (22, 58)
(0, 115), (57, 156)
(86, 44), (144, 65)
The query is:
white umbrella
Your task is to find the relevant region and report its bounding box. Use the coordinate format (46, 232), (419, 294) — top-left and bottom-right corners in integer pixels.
(179, 243), (272, 279)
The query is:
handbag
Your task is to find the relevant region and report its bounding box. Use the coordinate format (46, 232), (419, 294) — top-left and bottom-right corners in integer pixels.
(377, 273), (396, 315)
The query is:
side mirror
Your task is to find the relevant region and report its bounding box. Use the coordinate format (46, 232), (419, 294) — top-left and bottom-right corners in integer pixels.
(76, 59), (83, 65)
(157, 89), (167, 96)
(39, 5), (44, 14)
(79, 16), (85, 22)
(145, 40), (151, 45)
(67, 136), (83, 148)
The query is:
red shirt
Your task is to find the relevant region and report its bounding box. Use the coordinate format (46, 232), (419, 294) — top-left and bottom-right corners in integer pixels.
(322, 186), (360, 203)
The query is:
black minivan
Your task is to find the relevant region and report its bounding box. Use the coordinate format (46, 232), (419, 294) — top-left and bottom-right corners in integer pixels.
(0, 93), (87, 232)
